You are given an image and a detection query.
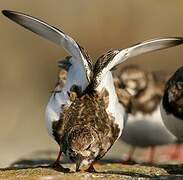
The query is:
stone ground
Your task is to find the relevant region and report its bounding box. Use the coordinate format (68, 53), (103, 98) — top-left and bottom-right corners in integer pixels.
(0, 152), (183, 180)
(1, 143), (183, 179)
(0, 162), (183, 180)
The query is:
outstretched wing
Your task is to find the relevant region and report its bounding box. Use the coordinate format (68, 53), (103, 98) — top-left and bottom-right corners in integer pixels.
(2, 10), (92, 83)
(2, 10), (94, 138)
(92, 37), (183, 90)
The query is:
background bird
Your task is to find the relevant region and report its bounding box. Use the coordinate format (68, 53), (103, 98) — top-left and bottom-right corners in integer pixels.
(113, 65), (177, 163)
(2, 9), (183, 172)
(161, 66), (183, 142)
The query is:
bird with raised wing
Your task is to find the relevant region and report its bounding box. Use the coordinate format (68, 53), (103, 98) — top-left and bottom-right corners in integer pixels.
(2, 10), (183, 172)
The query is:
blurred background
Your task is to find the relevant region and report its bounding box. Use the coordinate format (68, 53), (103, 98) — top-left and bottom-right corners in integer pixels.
(0, 0), (183, 167)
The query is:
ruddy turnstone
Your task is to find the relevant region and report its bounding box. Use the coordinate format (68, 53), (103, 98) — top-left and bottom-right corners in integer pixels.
(113, 65), (177, 163)
(2, 10), (183, 172)
(161, 66), (183, 142)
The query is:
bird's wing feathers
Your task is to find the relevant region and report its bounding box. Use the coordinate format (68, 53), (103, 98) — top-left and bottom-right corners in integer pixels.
(93, 37), (183, 90)
(115, 37), (183, 66)
(2, 10), (92, 83)
(2, 10), (94, 137)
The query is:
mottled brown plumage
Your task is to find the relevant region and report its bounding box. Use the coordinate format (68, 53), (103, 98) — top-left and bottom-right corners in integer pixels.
(50, 49), (122, 172)
(114, 65), (165, 115)
(3, 10), (183, 172)
(113, 65), (176, 163)
(115, 88), (131, 111)
(90, 50), (119, 89)
(57, 69), (67, 89)
(52, 91), (119, 170)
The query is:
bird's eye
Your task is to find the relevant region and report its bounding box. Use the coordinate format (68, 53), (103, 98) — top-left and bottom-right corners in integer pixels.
(85, 144), (91, 150)
(120, 81), (126, 89)
(72, 151), (77, 156)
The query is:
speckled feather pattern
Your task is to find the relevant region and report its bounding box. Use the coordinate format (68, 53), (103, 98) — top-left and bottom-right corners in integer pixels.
(162, 66), (183, 119)
(91, 50), (118, 89)
(113, 66), (176, 147)
(3, 10), (183, 170)
(113, 70), (164, 115)
(77, 44), (93, 76)
(52, 92), (120, 159)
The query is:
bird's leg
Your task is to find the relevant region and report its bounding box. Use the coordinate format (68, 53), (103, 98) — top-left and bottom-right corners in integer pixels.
(52, 147), (70, 173)
(53, 148), (62, 165)
(85, 163), (97, 173)
(122, 146), (136, 164)
(169, 143), (182, 160)
(148, 146), (155, 164)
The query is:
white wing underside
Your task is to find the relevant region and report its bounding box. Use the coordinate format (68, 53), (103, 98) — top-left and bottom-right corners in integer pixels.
(111, 38), (183, 70)
(94, 37), (183, 139)
(95, 37), (183, 90)
(2, 10), (91, 88)
(46, 57), (92, 137)
(3, 10), (183, 139)
(2, 10), (93, 137)
(96, 71), (125, 138)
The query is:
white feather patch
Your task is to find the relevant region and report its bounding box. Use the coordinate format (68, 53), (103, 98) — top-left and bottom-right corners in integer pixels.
(96, 71), (125, 138)
(121, 105), (176, 147)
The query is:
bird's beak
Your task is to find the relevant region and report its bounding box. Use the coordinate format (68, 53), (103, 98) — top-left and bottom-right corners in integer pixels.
(126, 87), (137, 97)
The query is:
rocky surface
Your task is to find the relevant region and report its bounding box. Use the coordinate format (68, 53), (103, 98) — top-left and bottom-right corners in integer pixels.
(0, 161), (183, 180)
(0, 149), (183, 179)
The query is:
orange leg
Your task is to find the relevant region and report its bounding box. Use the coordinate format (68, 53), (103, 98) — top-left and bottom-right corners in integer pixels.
(54, 148), (62, 164)
(148, 146), (155, 164)
(122, 146), (137, 164)
(169, 143), (182, 160)
(52, 147), (70, 173)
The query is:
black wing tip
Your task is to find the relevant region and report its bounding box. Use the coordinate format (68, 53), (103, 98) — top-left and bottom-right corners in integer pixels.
(2, 10), (19, 20)
(2, 10), (10, 16)
(2, 10), (27, 19)
(1, 10), (14, 16)
(148, 37), (183, 47)
(172, 37), (183, 40)
(168, 37), (183, 46)
(171, 37), (183, 40)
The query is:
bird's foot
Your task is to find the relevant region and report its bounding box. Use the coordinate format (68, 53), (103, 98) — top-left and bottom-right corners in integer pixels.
(121, 147), (136, 165)
(85, 164), (97, 173)
(121, 158), (137, 165)
(169, 152), (181, 160)
(163, 144), (183, 160)
(51, 162), (70, 173)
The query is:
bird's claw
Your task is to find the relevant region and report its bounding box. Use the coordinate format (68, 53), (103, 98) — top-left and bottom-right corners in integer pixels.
(121, 158), (137, 165)
(51, 162), (70, 173)
(85, 164), (97, 173)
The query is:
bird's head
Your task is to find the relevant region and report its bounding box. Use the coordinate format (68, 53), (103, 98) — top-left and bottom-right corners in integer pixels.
(65, 126), (100, 171)
(119, 65), (148, 96)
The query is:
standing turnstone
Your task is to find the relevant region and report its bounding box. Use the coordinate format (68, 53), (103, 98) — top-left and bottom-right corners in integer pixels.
(2, 10), (183, 172)
(161, 66), (183, 142)
(113, 65), (177, 163)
